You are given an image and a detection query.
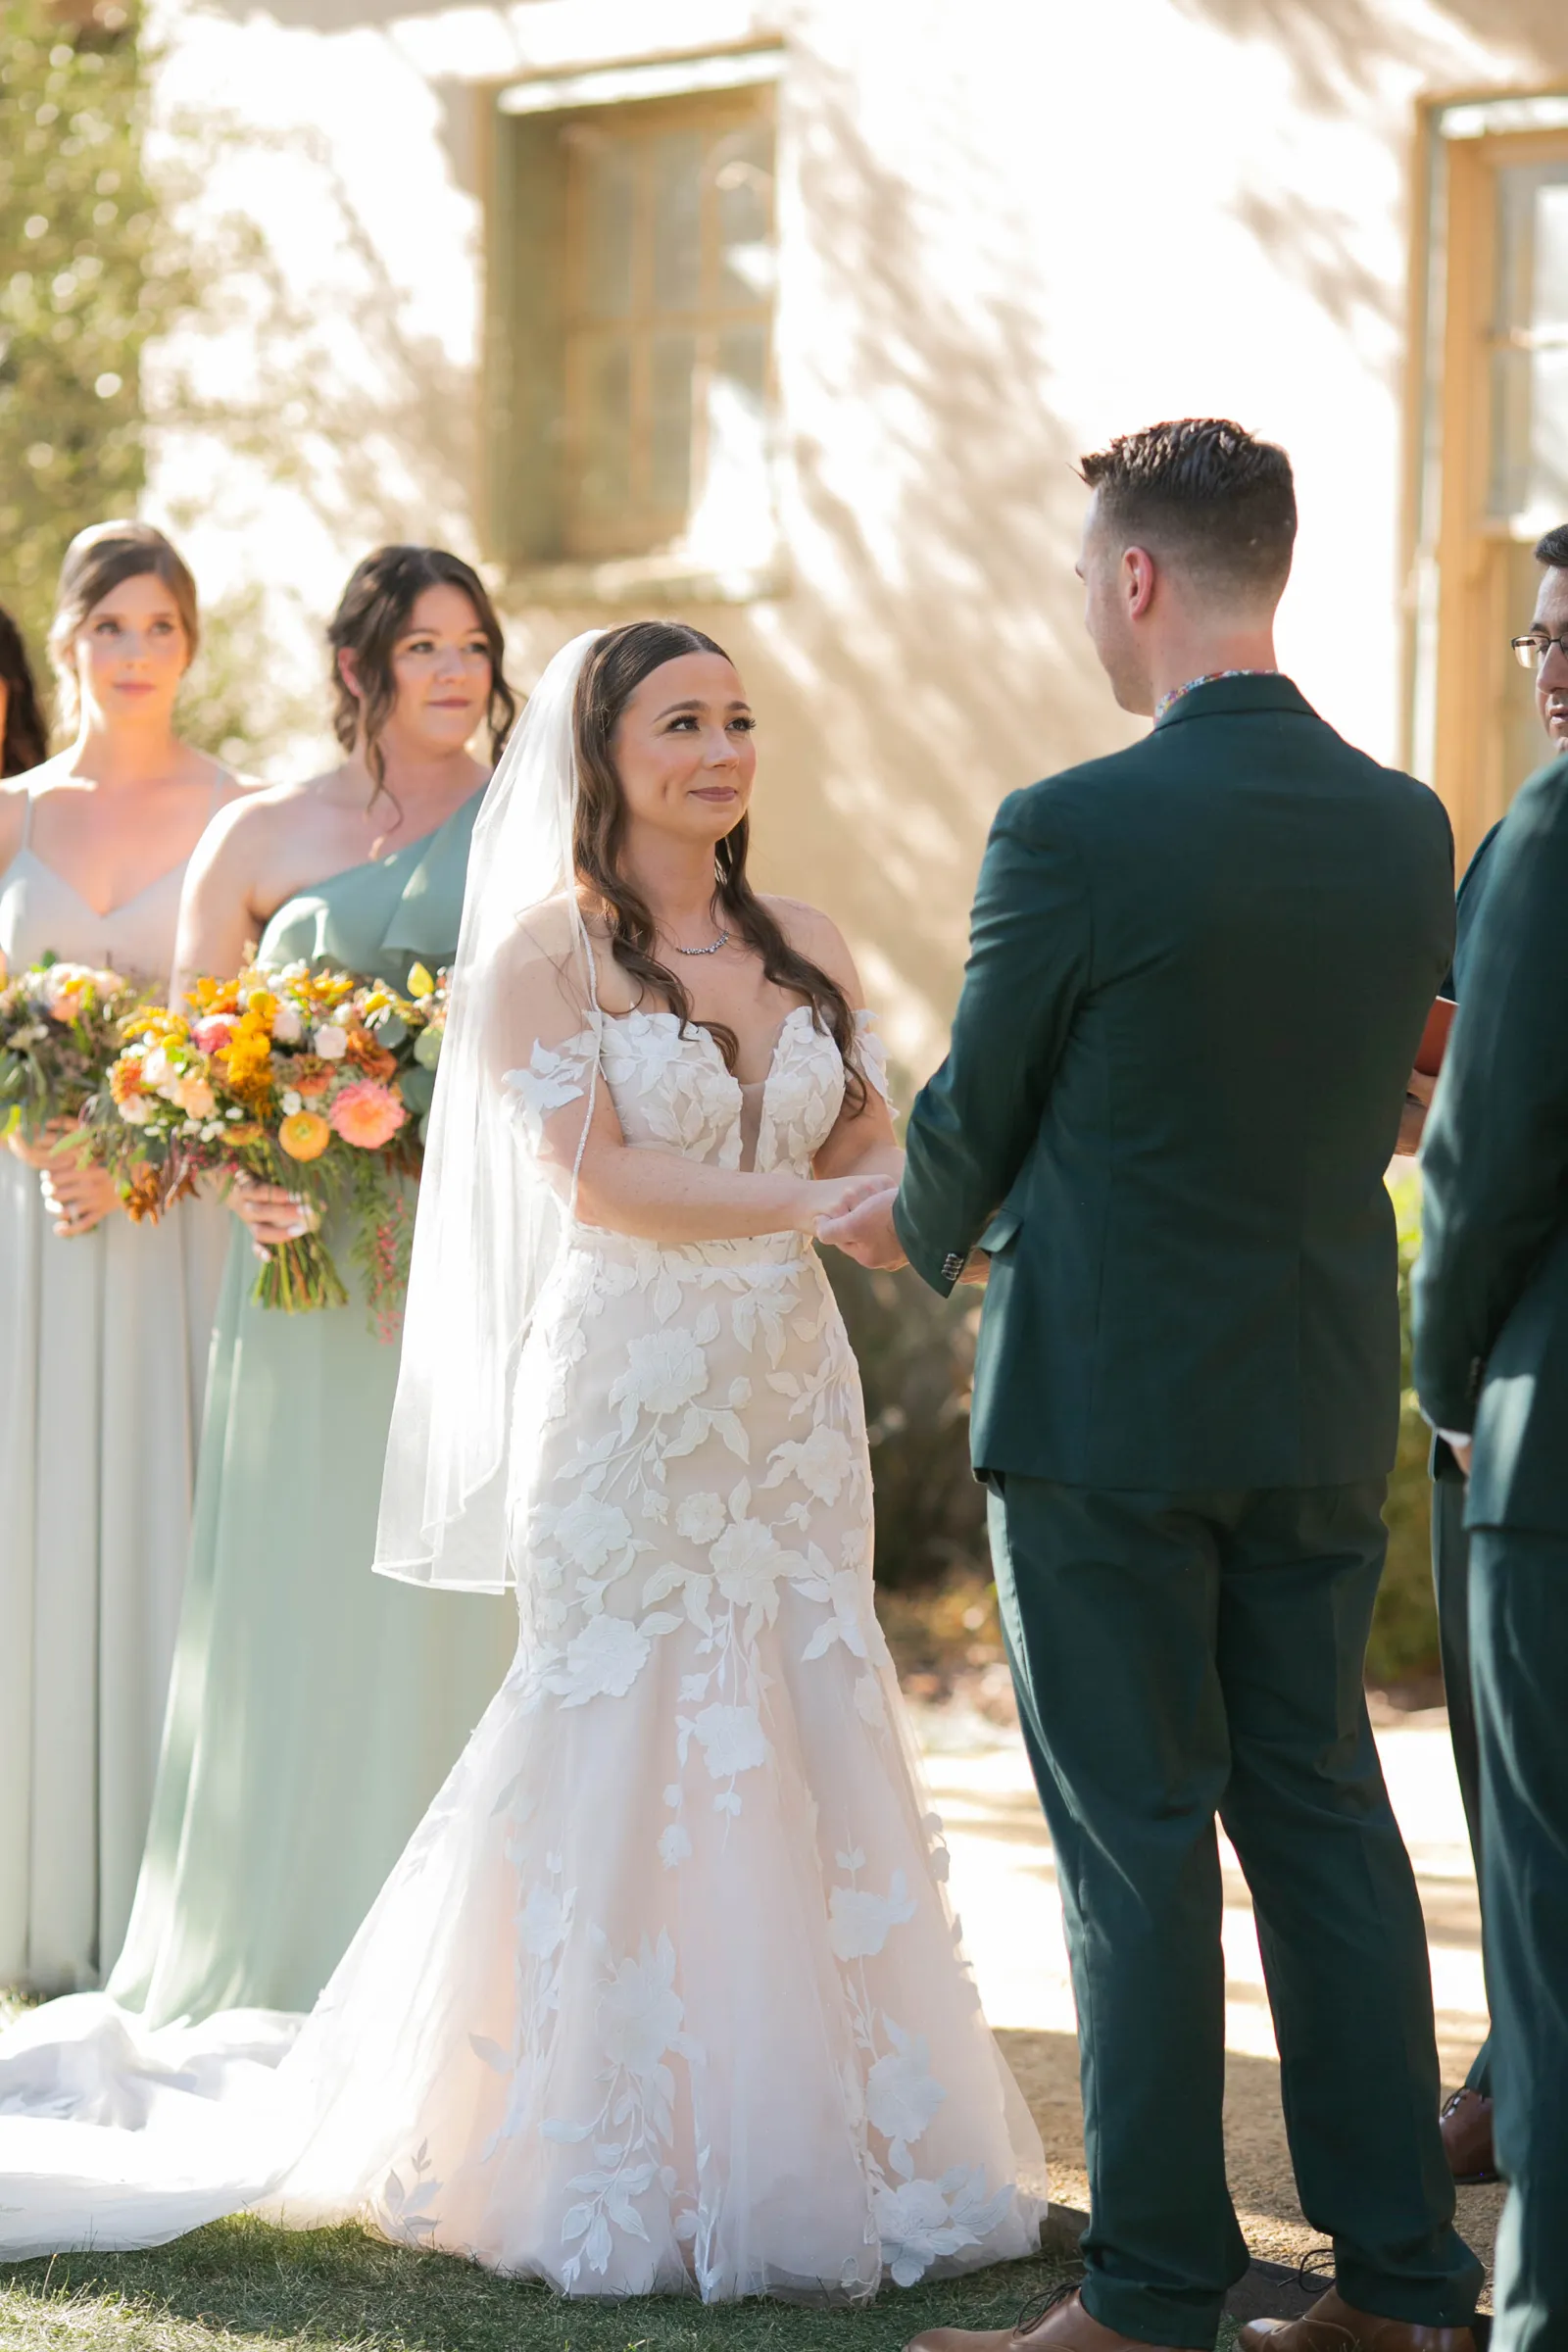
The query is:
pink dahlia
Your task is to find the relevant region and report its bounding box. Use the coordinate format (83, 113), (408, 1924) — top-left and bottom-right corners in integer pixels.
(192, 1014), (238, 1054)
(327, 1078), (407, 1151)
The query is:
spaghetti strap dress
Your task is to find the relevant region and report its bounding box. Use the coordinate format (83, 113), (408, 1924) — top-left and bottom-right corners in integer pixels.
(0, 786), (230, 1993)
(107, 794), (515, 2026)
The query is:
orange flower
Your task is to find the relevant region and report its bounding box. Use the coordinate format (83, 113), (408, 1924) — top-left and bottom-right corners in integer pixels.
(289, 1056), (333, 1100)
(121, 1170), (164, 1224)
(277, 1110), (331, 1161)
(344, 1027), (398, 1083)
(108, 1055), (145, 1106)
(327, 1079), (407, 1152)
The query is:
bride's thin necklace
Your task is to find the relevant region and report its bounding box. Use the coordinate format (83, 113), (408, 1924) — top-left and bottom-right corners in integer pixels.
(664, 903), (730, 957)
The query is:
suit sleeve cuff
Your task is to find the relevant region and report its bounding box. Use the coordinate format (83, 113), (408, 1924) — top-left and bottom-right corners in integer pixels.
(891, 1189), (961, 1297)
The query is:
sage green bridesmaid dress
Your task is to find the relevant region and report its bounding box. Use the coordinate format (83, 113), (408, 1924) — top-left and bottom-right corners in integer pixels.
(108, 795), (515, 2025)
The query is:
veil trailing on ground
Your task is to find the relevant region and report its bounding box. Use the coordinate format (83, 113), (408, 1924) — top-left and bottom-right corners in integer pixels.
(374, 629), (605, 1592)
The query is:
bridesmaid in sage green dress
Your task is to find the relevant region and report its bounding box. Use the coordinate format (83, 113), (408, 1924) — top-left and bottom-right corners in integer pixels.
(108, 548), (519, 2024)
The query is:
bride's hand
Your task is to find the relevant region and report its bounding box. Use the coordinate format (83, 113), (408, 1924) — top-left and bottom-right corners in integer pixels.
(792, 1172), (898, 1236)
(228, 1172), (317, 1260)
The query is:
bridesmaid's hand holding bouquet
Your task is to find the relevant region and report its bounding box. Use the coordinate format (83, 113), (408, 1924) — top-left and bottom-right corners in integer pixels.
(0, 952), (154, 1236)
(98, 958), (449, 1324)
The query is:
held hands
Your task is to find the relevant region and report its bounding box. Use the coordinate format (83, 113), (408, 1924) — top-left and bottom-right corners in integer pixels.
(228, 1171), (318, 1262)
(814, 1182), (906, 1269)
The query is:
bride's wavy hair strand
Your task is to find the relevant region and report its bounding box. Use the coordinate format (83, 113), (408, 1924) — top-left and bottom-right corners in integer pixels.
(572, 620), (865, 1115)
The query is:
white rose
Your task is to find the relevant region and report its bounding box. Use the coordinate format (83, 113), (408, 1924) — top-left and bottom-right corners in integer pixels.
(280, 1089), (303, 1116)
(690, 1701), (767, 1780)
(674, 1492), (726, 1547)
(597, 1932), (684, 2077)
(117, 1094), (156, 1127)
(865, 2036), (946, 2146)
(611, 1327), (710, 1418)
(314, 1023), (348, 1060)
(270, 1004), (304, 1044)
(828, 1870), (916, 1961)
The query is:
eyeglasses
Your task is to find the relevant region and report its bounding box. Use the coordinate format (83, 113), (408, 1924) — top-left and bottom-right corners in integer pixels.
(1511, 631), (1568, 670)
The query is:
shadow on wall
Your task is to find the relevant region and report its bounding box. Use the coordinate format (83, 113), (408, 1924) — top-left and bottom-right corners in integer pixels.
(501, 43), (1122, 1067)
(1175, 0), (1567, 106)
(721, 46), (1121, 1062)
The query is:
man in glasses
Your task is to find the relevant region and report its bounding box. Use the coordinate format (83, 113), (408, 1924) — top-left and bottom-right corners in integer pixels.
(1413, 537), (1568, 2352)
(1406, 523), (1568, 2191)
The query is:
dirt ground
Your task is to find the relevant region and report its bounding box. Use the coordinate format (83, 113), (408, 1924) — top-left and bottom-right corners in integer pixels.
(914, 1698), (1505, 2300)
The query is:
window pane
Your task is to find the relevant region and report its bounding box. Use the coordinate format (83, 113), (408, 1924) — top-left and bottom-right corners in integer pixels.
(715, 321), (768, 415)
(1490, 162), (1568, 522)
(651, 330), (695, 512)
(652, 132), (703, 313)
(714, 123), (774, 307)
(581, 136), (635, 321)
(579, 337), (632, 516)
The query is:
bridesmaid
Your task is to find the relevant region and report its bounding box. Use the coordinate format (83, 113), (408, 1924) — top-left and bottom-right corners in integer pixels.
(108, 545), (518, 2025)
(0, 605), (48, 777)
(0, 524), (240, 1993)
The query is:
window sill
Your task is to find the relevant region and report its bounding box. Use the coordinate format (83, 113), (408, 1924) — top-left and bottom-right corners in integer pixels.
(502, 553), (789, 609)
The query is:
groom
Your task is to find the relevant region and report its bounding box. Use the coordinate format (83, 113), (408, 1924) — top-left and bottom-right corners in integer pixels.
(821, 420), (1482, 2352)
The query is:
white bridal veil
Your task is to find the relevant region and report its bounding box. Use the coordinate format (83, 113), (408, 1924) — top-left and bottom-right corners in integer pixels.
(374, 628), (606, 1592)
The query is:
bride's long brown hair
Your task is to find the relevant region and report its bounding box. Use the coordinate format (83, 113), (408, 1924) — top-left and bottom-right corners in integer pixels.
(572, 620), (865, 1114)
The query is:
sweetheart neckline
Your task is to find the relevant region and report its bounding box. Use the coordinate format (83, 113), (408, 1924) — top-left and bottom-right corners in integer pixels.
(600, 1002), (817, 1093)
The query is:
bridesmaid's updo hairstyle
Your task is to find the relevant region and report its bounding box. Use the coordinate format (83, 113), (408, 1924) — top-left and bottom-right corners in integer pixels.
(571, 618), (865, 1114)
(48, 520), (200, 733)
(0, 606), (48, 775)
(327, 546), (516, 820)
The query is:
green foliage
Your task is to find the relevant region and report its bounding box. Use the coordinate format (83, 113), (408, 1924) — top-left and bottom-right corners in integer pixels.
(0, 0), (169, 690)
(1368, 1172), (1442, 1689)
(825, 1254), (987, 1589)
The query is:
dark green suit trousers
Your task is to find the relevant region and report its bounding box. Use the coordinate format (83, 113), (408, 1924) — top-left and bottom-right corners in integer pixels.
(988, 1473), (1482, 2346)
(1430, 1469), (1492, 2096)
(1470, 1529), (1568, 2352)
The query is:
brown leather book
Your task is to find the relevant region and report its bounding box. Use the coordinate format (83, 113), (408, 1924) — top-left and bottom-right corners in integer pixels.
(1415, 996), (1457, 1078)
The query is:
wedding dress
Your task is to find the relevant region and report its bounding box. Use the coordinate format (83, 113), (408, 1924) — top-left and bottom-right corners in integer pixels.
(0, 651), (1044, 2300)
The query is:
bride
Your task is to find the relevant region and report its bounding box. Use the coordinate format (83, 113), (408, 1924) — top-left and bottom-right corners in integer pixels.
(0, 621), (1044, 2302)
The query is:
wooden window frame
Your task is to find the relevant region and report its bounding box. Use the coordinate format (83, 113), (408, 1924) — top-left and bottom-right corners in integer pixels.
(480, 51), (782, 603)
(1409, 99), (1568, 863)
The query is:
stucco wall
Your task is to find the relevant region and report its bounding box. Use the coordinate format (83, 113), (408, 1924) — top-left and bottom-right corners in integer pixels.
(146, 0), (1568, 1079)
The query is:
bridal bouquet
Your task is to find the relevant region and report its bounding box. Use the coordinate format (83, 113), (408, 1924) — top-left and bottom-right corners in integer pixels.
(0, 951), (152, 1144)
(99, 958), (449, 1322)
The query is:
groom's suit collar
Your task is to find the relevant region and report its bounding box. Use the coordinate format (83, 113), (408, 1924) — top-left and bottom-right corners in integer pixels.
(1152, 672), (1316, 732)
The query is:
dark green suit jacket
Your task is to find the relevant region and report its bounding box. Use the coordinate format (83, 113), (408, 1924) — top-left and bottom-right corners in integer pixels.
(1413, 757), (1568, 1534)
(894, 674), (1454, 1491)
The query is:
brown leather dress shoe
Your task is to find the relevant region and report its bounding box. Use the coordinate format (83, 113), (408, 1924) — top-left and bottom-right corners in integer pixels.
(1439, 2087), (1499, 2185)
(1237, 2286), (1477, 2352)
(905, 2281), (1186, 2352)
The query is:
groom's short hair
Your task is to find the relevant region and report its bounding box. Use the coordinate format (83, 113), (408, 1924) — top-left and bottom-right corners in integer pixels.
(1079, 418), (1297, 606)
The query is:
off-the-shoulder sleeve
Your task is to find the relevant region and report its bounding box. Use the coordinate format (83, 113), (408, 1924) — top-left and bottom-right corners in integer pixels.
(502, 1030), (596, 1155)
(852, 1007), (892, 1104)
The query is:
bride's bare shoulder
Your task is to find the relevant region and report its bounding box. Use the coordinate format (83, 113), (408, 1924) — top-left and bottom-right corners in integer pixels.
(760, 894), (858, 993)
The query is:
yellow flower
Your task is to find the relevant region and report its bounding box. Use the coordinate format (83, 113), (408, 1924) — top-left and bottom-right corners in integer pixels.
(278, 1110), (331, 1161)
(406, 962), (435, 1000)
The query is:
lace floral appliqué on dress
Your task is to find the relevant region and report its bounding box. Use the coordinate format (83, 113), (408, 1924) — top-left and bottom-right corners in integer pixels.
(0, 1002), (1044, 2303)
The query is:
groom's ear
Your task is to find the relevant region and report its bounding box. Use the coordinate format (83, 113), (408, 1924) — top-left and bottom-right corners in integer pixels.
(1121, 545), (1158, 620)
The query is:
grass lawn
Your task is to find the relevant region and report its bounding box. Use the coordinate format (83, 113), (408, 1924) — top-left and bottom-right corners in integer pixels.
(0, 2221), (1081, 2351)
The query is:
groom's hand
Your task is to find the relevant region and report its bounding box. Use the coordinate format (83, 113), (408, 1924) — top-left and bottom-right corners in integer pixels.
(816, 1185), (907, 1269)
